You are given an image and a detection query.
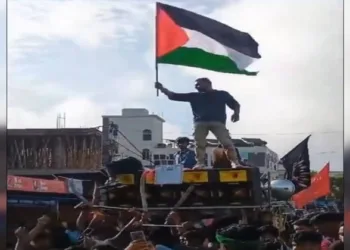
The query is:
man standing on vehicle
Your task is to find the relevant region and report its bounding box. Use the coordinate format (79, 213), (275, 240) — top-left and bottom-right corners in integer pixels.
(155, 78), (240, 168)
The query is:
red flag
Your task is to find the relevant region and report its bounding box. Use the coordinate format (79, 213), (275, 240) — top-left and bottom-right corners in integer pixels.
(292, 162), (330, 208)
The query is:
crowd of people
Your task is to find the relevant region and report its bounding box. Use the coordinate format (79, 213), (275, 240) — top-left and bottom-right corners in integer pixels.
(10, 181), (344, 250)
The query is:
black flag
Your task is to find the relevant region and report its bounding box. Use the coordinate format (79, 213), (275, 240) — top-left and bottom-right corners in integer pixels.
(280, 135), (311, 192)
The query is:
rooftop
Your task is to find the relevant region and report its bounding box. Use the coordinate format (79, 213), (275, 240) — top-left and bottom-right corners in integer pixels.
(103, 108), (165, 122)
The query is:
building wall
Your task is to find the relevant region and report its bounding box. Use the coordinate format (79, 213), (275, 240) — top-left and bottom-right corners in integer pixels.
(7, 128), (102, 175)
(102, 108), (280, 177)
(276, 164), (286, 178)
(103, 109), (165, 165)
(236, 145), (279, 178)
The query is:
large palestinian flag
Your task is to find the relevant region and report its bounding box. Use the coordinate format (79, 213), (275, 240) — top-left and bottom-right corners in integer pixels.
(156, 3), (261, 75)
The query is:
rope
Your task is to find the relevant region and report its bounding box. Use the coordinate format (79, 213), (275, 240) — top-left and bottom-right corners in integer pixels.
(92, 204), (282, 210)
(103, 217), (138, 248)
(173, 185), (195, 208)
(142, 224), (182, 228)
(140, 171), (148, 212)
(117, 130), (144, 156)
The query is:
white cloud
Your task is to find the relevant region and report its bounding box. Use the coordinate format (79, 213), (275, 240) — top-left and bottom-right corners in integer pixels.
(112, 73), (154, 103)
(8, 97), (104, 128)
(8, 0), (155, 127)
(0, 1), (5, 12)
(8, 0), (152, 63)
(163, 122), (183, 138)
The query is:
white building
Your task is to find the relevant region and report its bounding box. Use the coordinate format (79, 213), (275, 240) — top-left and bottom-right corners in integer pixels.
(276, 164), (287, 178)
(102, 108), (279, 178)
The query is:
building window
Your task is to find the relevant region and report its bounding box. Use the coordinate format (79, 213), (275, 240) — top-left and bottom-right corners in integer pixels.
(143, 129), (152, 141)
(247, 152), (266, 167)
(142, 149), (150, 160)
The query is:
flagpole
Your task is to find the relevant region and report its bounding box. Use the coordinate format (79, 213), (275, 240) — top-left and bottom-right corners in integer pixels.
(155, 5), (159, 97)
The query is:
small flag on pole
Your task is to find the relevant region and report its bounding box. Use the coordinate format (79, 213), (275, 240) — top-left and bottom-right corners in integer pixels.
(292, 163), (331, 208)
(280, 135), (311, 192)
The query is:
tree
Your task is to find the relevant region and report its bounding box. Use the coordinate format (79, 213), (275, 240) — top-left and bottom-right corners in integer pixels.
(330, 176), (343, 200)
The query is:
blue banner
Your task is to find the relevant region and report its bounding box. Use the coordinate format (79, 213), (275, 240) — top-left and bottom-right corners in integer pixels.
(8, 195), (80, 207)
(8, 198), (57, 207)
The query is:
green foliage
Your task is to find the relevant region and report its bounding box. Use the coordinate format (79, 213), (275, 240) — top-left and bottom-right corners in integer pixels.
(330, 176), (343, 200)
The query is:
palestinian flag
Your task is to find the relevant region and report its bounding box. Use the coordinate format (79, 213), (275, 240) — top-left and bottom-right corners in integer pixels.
(156, 3), (261, 75)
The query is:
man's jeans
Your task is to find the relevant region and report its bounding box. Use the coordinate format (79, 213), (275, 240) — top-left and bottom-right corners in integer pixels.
(193, 122), (238, 166)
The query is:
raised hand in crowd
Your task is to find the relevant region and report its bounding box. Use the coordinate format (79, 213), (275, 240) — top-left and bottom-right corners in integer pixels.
(14, 226), (29, 250)
(37, 214), (51, 227)
(14, 226), (28, 239)
(75, 182), (102, 232)
(14, 214), (52, 250)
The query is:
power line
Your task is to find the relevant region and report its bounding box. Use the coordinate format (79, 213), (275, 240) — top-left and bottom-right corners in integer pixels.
(107, 127), (155, 165)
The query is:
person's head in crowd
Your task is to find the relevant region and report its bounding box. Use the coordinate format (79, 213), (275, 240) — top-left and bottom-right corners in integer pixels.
(93, 245), (118, 250)
(50, 224), (72, 249)
(64, 222), (81, 245)
(180, 229), (210, 247)
(216, 224), (261, 250)
(338, 222), (343, 242)
(292, 231), (322, 250)
(279, 230), (292, 247)
(176, 137), (191, 151)
(125, 239), (155, 250)
(329, 240), (344, 250)
(258, 225), (279, 241)
(260, 211), (273, 225)
(293, 218), (313, 233)
(310, 213), (343, 238)
(64, 246), (87, 250)
(149, 226), (179, 249)
(260, 239), (282, 250)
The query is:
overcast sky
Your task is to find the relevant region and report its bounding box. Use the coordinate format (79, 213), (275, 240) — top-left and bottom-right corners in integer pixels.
(4, 0), (344, 170)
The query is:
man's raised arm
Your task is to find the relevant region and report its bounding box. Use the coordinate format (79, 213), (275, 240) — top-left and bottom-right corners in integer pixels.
(155, 82), (195, 102)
